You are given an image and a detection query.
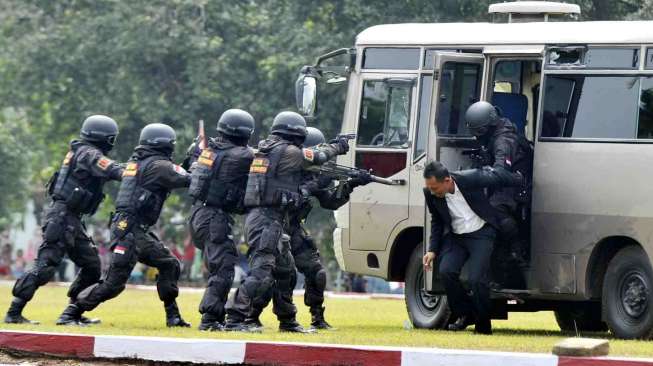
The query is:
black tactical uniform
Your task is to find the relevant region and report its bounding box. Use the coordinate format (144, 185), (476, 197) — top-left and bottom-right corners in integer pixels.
(4, 115), (122, 325)
(465, 101), (533, 267)
(64, 123), (192, 327)
(188, 109), (255, 331)
(244, 127), (372, 330)
(224, 112), (349, 332)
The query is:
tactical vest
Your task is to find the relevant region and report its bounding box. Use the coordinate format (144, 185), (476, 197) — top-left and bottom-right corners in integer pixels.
(50, 145), (105, 215)
(243, 142), (302, 208)
(189, 146), (250, 212)
(115, 155), (167, 226)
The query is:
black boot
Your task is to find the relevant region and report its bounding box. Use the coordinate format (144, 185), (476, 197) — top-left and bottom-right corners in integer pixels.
(310, 306), (332, 330)
(279, 319), (315, 333)
(56, 304), (85, 326)
(198, 313), (223, 331)
(243, 307), (264, 330)
(4, 298), (39, 325)
(224, 317), (262, 333)
(164, 301), (191, 328)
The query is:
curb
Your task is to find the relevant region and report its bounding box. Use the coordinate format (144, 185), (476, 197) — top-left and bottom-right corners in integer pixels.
(2, 331), (653, 366)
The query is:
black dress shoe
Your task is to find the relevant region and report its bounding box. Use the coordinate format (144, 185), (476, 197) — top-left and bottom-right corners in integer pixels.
(447, 315), (474, 331)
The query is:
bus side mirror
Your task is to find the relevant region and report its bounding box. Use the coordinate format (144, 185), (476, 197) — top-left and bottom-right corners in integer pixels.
(296, 70), (317, 118)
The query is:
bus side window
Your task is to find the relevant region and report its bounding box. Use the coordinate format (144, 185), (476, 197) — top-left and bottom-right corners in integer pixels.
(436, 62), (481, 136)
(357, 80), (412, 148)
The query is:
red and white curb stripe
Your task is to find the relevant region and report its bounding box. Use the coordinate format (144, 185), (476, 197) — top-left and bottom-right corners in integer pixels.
(1, 330), (652, 366)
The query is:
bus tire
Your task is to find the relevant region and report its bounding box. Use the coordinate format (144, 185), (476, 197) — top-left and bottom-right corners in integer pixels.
(603, 245), (653, 339)
(404, 242), (451, 329)
(554, 303), (607, 333)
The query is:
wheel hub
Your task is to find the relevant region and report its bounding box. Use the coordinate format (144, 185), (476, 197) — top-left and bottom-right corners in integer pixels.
(620, 272), (649, 318)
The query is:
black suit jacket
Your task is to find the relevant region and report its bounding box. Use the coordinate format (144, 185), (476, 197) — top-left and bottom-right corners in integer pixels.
(424, 168), (522, 253)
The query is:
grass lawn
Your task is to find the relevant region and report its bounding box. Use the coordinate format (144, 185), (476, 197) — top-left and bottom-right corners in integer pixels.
(1, 283), (652, 357)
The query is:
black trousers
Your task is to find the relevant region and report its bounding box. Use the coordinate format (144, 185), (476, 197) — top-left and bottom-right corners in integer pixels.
(438, 224), (495, 330)
(287, 221), (326, 313)
(12, 202), (100, 303)
(76, 220), (181, 312)
(189, 205), (238, 322)
(225, 208), (296, 324)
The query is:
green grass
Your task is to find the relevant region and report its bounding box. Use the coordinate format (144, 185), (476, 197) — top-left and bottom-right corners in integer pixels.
(1, 283), (652, 357)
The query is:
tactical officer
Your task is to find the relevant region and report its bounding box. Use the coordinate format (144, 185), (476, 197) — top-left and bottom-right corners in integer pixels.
(243, 127), (372, 330)
(464, 101), (533, 267)
(60, 123), (192, 327)
(188, 109), (255, 331)
(224, 112), (349, 333)
(4, 115), (123, 325)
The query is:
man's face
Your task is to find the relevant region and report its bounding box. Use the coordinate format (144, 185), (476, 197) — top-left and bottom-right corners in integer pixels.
(425, 176), (451, 198)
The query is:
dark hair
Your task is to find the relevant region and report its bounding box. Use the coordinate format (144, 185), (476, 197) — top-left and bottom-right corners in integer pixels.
(423, 161), (450, 181)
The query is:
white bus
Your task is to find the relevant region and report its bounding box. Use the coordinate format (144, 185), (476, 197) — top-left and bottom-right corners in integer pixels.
(296, 2), (653, 339)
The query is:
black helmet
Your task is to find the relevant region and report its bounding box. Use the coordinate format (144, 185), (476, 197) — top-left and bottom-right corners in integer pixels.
(80, 115), (119, 147)
(303, 127), (325, 147)
(271, 111), (307, 137)
(217, 109), (255, 138)
(139, 123), (176, 151)
(465, 101), (499, 137)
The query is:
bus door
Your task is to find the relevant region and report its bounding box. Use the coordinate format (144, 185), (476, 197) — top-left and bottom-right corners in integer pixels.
(349, 75), (416, 251)
(423, 52), (486, 291)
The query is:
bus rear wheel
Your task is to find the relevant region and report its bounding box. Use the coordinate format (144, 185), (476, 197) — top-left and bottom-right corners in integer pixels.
(603, 245), (653, 339)
(404, 243), (451, 329)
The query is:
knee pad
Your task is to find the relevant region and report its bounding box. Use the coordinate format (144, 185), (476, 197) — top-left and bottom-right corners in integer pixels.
(12, 271), (47, 301)
(158, 258), (181, 282)
(246, 277), (274, 309)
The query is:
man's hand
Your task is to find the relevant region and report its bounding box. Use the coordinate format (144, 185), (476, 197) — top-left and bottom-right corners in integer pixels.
(423, 251), (436, 271)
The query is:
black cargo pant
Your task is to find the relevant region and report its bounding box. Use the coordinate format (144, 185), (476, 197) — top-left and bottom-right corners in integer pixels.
(12, 202), (101, 303)
(226, 208), (297, 323)
(287, 221), (326, 312)
(438, 224), (495, 330)
(75, 214), (181, 311)
(189, 204), (238, 323)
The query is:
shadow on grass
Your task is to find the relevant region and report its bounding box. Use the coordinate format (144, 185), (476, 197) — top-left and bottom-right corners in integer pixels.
(492, 328), (612, 339)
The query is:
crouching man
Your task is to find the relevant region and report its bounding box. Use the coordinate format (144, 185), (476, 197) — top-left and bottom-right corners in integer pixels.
(422, 161), (523, 335)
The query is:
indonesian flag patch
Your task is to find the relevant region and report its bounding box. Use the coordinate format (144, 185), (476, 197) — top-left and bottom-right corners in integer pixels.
(113, 245), (127, 255)
(173, 164), (188, 175)
(302, 148), (314, 162)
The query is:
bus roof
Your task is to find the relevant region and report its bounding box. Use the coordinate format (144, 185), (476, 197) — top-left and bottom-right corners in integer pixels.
(356, 21), (653, 47)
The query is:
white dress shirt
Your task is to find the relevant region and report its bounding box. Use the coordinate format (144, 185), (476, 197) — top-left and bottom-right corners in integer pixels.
(444, 182), (486, 234)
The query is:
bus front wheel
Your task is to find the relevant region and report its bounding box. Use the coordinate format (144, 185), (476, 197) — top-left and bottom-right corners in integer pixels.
(603, 245), (653, 339)
(404, 243), (451, 329)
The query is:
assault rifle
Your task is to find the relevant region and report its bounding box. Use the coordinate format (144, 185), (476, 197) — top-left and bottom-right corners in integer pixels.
(307, 161), (406, 199)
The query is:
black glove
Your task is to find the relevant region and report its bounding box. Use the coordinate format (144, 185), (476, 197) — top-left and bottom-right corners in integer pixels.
(349, 170), (373, 187)
(334, 137), (350, 154)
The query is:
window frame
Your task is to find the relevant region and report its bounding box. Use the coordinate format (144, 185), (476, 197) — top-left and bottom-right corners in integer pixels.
(545, 45), (641, 70)
(537, 69), (653, 144)
(362, 47), (421, 70)
(354, 73), (418, 153)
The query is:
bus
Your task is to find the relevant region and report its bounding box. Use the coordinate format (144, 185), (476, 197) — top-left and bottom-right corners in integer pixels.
(295, 1), (653, 339)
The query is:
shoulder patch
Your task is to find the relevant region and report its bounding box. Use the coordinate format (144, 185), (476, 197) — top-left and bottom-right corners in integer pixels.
(123, 162), (138, 177)
(197, 149), (216, 167)
(62, 151), (73, 166)
(250, 157), (269, 173)
(302, 148), (314, 162)
(96, 157), (114, 170)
